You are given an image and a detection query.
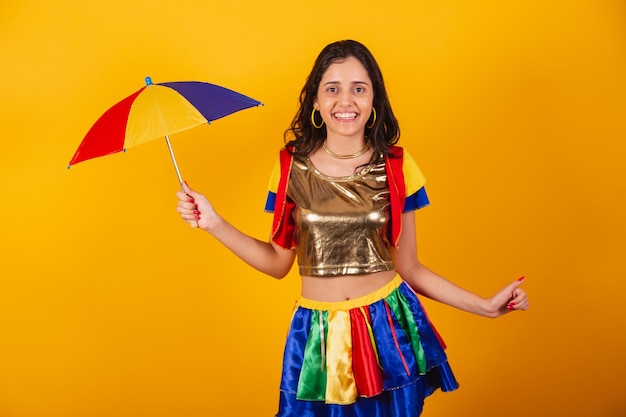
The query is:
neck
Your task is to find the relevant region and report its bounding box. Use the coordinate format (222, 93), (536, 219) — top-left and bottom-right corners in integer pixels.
(323, 139), (369, 159)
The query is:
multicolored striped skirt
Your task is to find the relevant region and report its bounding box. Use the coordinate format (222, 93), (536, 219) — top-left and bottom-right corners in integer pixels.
(275, 275), (459, 417)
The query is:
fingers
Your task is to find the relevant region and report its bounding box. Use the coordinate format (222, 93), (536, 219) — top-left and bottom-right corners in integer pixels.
(182, 180), (197, 198)
(177, 204), (199, 218)
(505, 277), (529, 311)
(176, 181), (200, 225)
(176, 193), (197, 211)
(507, 287), (529, 311)
(176, 190), (194, 204)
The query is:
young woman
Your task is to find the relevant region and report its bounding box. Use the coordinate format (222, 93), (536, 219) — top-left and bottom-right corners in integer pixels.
(176, 39), (528, 417)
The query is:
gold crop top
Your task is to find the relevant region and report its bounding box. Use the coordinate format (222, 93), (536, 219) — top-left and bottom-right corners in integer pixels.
(287, 154), (395, 277)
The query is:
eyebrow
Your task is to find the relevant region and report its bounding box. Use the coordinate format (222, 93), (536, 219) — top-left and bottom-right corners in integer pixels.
(322, 80), (370, 86)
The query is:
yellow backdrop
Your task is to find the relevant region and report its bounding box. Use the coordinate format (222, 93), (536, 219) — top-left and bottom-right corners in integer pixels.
(1, 1), (624, 416)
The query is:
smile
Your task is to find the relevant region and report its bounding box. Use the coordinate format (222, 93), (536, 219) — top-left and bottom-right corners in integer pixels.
(333, 112), (358, 120)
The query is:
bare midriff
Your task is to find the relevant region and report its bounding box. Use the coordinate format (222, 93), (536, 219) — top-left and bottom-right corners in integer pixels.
(300, 270), (397, 302)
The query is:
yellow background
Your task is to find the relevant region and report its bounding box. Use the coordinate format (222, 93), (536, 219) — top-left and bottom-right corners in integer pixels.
(1, 1), (625, 416)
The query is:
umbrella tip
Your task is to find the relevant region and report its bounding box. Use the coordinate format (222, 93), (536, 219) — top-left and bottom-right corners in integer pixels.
(145, 76), (153, 85)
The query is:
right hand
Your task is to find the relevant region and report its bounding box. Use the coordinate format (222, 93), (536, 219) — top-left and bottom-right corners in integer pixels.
(176, 181), (219, 230)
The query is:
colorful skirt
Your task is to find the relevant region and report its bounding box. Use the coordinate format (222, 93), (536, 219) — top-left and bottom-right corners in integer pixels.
(275, 275), (459, 417)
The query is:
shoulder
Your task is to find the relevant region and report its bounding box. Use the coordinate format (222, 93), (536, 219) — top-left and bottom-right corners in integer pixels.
(267, 147), (293, 192)
(387, 146), (418, 166)
(387, 146), (427, 194)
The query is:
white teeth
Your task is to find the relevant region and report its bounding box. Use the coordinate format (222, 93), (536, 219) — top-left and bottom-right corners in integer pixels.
(334, 112), (357, 119)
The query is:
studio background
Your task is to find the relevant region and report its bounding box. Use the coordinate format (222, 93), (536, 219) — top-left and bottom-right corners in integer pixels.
(1, 1), (624, 416)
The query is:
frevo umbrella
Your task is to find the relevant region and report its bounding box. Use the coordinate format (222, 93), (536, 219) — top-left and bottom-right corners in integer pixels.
(68, 76), (262, 184)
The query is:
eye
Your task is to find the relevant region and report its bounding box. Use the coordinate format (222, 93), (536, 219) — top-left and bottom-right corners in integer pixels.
(327, 87), (338, 93)
(354, 85), (370, 94)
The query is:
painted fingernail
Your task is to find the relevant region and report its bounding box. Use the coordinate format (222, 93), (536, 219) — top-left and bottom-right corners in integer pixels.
(518, 276), (526, 282)
(507, 303), (515, 310)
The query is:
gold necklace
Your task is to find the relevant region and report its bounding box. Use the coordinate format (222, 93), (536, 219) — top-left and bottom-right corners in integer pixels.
(322, 140), (370, 159)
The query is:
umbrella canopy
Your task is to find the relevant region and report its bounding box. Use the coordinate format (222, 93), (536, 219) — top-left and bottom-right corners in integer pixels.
(68, 77), (261, 182)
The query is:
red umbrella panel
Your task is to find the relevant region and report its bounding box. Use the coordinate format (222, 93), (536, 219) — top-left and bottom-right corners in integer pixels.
(68, 77), (262, 184)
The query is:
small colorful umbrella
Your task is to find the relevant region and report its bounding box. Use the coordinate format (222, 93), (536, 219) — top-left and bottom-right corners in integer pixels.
(68, 76), (262, 184)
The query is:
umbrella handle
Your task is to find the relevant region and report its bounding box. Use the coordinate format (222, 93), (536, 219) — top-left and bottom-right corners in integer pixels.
(165, 135), (199, 228)
(165, 135), (183, 185)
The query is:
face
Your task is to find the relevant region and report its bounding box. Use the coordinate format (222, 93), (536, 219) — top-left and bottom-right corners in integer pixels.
(314, 56), (374, 139)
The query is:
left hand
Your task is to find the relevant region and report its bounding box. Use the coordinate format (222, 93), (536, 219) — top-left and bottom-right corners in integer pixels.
(486, 277), (529, 317)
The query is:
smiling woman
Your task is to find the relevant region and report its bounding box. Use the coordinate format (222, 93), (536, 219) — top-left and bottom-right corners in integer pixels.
(3, 0), (626, 416)
(176, 39), (528, 417)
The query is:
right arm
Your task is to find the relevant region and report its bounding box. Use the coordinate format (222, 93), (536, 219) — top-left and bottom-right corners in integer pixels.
(176, 182), (296, 279)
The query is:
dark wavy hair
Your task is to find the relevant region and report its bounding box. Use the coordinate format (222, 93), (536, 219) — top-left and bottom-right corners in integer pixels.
(284, 40), (400, 157)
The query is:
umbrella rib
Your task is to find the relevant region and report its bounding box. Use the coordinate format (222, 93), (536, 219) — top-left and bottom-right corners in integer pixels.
(146, 86), (184, 186)
(145, 85), (171, 137)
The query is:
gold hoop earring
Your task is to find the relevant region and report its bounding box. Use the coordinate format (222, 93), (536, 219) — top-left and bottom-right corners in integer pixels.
(311, 108), (324, 129)
(367, 108), (377, 129)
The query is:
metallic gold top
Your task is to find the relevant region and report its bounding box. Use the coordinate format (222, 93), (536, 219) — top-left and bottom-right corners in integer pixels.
(287, 154), (395, 276)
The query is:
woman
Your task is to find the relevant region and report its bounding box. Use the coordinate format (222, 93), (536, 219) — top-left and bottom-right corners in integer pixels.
(177, 40), (528, 417)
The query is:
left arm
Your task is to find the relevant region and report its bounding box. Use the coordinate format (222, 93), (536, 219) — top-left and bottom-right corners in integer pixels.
(392, 211), (529, 318)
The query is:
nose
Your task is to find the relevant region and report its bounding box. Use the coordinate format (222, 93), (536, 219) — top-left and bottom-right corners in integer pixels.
(338, 89), (352, 106)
